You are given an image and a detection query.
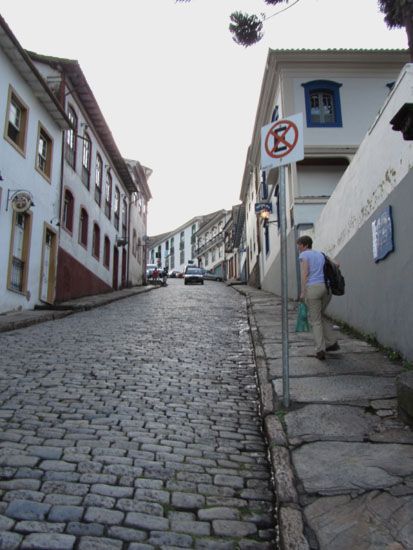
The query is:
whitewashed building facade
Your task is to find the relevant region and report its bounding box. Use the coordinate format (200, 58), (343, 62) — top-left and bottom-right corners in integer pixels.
(148, 217), (201, 273)
(126, 159), (152, 286)
(0, 16), (69, 314)
(195, 209), (229, 278)
(29, 52), (141, 301)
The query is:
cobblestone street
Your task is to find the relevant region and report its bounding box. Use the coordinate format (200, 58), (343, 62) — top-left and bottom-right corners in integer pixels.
(0, 280), (276, 549)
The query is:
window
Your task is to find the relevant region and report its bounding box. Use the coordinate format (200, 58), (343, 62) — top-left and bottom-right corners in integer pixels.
(92, 223), (100, 260)
(8, 212), (32, 293)
(260, 171), (268, 200)
(79, 208), (88, 247)
(36, 125), (53, 179)
(122, 198), (127, 239)
(114, 187), (120, 229)
(81, 133), (91, 188)
(132, 230), (137, 258)
(137, 238), (142, 263)
(180, 250), (185, 264)
(302, 80), (342, 128)
(103, 236), (110, 268)
(105, 171), (112, 219)
(5, 87), (28, 153)
(66, 106), (78, 168)
(62, 189), (74, 233)
(264, 223), (270, 255)
(95, 154), (103, 205)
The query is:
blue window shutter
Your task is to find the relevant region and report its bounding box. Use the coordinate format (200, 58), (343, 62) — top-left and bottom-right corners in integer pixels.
(271, 106), (279, 122)
(302, 80), (343, 128)
(260, 171), (268, 200)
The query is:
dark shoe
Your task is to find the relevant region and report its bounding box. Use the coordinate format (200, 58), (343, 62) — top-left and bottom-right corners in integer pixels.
(316, 351), (326, 361)
(326, 342), (340, 352)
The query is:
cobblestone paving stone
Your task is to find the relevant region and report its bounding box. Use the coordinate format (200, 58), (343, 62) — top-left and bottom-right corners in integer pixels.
(0, 280), (276, 549)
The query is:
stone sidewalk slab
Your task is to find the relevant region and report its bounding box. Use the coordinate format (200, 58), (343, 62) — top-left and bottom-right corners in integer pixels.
(263, 339), (379, 359)
(268, 352), (404, 378)
(304, 491), (413, 550)
(292, 441), (413, 495)
(272, 374), (397, 405)
(284, 404), (381, 444)
(234, 284), (413, 550)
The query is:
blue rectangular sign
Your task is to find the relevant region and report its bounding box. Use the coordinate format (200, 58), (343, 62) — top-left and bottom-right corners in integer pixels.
(255, 202), (272, 214)
(372, 205), (394, 262)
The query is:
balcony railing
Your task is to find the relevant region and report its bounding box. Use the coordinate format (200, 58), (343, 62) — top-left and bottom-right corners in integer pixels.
(195, 232), (224, 256)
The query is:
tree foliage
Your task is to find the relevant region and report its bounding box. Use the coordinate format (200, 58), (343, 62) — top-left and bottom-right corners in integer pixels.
(229, 12), (264, 47)
(379, 0), (412, 28)
(176, 0), (413, 58)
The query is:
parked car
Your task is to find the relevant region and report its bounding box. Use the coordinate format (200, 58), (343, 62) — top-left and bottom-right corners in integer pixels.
(168, 270), (182, 278)
(202, 269), (223, 281)
(184, 267), (204, 285)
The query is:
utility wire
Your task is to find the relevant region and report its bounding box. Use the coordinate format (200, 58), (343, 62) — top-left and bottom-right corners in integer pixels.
(264, 0), (302, 22)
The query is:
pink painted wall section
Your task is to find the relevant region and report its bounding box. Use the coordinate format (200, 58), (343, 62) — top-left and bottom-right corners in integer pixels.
(56, 247), (112, 303)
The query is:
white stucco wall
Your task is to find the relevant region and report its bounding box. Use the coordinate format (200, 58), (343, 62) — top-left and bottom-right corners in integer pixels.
(128, 194), (147, 286)
(0, 50), (63, 313)
(290, 72), (399, 146)
(296, 165), (347, 197)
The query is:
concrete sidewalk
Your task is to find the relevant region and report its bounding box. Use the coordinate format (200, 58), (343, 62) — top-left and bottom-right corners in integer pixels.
(0, 285), (156, 334)
(235, 285), (413, 550)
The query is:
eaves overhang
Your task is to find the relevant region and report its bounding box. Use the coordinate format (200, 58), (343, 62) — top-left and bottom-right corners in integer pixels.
(124, 158), (153, 201)
(27, 51), (137, 194)
(0, 15), (70, 130)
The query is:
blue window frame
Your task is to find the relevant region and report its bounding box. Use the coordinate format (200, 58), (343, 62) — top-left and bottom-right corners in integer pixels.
(302, 80), (342, 128)
(260, 171), (268, 200)
(271, 105), (279, 122)
(264, 223), (270, 256)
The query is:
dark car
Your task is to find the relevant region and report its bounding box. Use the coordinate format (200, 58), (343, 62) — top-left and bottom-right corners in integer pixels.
(202, 269), (223, 281)
(184, 267), (204, 285)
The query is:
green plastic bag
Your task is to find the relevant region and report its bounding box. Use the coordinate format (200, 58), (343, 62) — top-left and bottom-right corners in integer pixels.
(295, 302), (310, 332)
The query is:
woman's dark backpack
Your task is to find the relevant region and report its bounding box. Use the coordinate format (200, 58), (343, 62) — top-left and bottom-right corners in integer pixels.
(323, 254), (345, 296)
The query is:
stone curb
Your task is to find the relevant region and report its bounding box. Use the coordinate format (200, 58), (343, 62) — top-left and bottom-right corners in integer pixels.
(233, 287), (309, 550)
(0, 286), (157, 334)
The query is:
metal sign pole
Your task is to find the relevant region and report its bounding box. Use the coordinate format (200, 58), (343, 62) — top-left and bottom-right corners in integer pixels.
(279, 165), (290, 408)
(260, 113), (304, 409)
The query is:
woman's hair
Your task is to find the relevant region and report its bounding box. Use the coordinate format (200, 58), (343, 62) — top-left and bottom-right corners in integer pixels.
(297, 235), (313, 249)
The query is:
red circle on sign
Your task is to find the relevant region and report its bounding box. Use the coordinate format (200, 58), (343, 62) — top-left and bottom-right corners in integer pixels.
(264, 119), (299, 159)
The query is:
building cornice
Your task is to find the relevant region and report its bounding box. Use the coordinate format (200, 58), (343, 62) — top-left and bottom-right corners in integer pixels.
(27, 51), (137, 194)
(0, 15), (70, 130)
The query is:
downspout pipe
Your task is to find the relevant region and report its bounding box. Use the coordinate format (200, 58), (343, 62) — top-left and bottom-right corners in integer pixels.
(127, 195), (132, 288)
(54, 130), (66, 304)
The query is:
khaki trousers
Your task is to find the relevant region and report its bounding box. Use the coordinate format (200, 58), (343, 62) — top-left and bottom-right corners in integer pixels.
(305, 284), (336, 353)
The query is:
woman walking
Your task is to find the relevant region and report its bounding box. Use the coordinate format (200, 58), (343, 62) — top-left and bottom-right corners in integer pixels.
(297, 235), (339, 360)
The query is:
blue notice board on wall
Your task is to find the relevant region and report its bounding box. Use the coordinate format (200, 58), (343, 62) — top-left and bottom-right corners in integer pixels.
(372, 206), (394, 262)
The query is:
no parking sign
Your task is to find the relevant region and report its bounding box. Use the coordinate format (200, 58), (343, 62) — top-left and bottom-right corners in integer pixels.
(261, 113), (304, 170)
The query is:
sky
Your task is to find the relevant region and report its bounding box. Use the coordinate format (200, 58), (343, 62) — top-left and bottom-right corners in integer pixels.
(1, 0), (407, 236)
